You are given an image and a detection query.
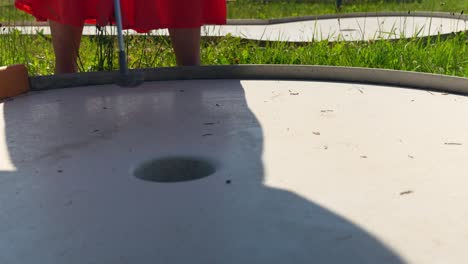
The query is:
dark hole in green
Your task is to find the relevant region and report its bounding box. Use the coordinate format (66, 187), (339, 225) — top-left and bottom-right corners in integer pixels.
(134, 156), (216, 183)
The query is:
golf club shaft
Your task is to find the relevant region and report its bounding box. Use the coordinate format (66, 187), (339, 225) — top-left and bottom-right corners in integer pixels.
(113, 0), (128, 75)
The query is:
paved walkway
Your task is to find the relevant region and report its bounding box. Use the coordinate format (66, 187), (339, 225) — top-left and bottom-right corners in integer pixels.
(2, 15), (466, 41)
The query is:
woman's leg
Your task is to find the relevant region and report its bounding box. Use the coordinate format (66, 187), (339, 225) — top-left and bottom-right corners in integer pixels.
(168, 27), (201, 66)
(49, 20), (83, 74)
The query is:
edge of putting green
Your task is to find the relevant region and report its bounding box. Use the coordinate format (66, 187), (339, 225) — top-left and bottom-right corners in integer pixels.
(28, 65), (468, 96)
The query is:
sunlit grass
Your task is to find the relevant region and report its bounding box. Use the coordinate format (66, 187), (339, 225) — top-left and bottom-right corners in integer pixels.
(1, 0), (466, 21)
(1, 28), (466, 77)
(227, 0), (466, 19)
(0, 0), (466, 77)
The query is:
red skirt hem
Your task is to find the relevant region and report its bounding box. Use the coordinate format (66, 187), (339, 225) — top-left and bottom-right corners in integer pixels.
(15, 0), (227, 33)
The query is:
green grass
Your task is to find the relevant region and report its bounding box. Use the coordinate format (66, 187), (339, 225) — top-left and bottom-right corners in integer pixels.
(0, 0), (466, 77)
(1, 0), (466, 22)
(228, 0), (466, 19)
(0, 0), (12, 6)
(0, 4), (32, 22)
(1, 28), (466, 77)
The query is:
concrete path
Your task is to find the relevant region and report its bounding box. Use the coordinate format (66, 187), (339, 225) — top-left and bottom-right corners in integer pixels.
(2, 15), (466, 41)
(1, 79), (468, 263)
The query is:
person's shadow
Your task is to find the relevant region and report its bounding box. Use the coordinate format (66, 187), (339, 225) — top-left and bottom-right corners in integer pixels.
(0, 79), (404, 264)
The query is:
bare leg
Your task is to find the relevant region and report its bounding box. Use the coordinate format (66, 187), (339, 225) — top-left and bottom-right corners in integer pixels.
(49, 20), (83, 74)
(168, 27), (201, 66)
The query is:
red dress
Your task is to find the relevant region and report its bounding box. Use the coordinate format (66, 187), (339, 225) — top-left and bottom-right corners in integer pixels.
(15, 0), (226, 33)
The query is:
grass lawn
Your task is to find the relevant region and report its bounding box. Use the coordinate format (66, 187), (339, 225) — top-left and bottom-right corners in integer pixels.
(1, 0), (467, 21)
(228, 0), (467, 19)
(0, 0), (12, 5)
(0, 0), (467, 77)
(1, 29), (466, 77)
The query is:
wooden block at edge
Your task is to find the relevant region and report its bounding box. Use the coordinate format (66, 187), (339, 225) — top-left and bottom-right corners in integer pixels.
(0, 64), (30, 100)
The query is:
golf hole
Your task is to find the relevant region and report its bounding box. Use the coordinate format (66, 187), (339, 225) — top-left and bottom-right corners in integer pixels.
(133, 156), (216, 183)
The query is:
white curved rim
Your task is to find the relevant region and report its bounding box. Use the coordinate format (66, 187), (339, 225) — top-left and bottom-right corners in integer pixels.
(29, 65), (468, 95)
